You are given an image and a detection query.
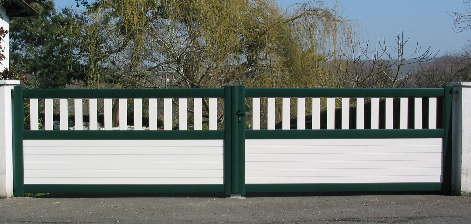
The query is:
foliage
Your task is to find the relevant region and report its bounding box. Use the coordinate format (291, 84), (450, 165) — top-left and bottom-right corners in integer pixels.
(0, 67), (26, 80)
(404, 51), (471, 88)
(80, 0), (355, 89)
(9, 0), (86, 88)
(0, 26), (7, 63)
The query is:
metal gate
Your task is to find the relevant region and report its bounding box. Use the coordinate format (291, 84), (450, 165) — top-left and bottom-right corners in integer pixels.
(12, 86), (453, 196)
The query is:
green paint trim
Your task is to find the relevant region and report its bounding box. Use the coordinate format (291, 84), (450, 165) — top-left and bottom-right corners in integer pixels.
(23, 130), (224, 140)
(231, 86), (239, 194)
(22, 88), (224, 98)
(237, 85), (246, 195)
(13, 86), (24, 196)
(24, 184), (224, 194)
(245, 129), (444, 139)
(442, 85), (453, 194)
(245, 183), (442, 193)
(223, 86), (232, 196)
(245, 88), (444, 98)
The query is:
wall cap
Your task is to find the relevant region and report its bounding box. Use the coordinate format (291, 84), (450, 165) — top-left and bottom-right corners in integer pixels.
(450, 82), (471, 88)
(0, 80), (20, 85)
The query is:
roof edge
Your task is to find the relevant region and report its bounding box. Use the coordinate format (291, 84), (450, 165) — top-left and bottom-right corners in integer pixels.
(3, 0), (38, 17)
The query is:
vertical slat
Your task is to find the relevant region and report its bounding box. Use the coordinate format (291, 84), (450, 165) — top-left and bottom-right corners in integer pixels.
(341, 98), (349, 130)
(415, 97), (422, 129)
(30, 99), (38, 130)
(149, 98), (158, 130)
(327, 98), (335, 130)
(371, 98), (379, 129)
(400, 98), (408, 129)
(164, 98), (172, 130)
(209, 98), (217, 130)
(267, 98), (275, 130)
(134, 98), (142, 130)
(104, 98), (112, 130)
(179, 98), (187, 130)
(282, 98), (290, 130)
(59, 98), (68, 130)
(385, 98), (393, 129)
(252, 98), (260, 130)
(194, 98), (202, 130)
(89, 98), (98, 130)
(356, 98), (364, 129)
(297, 98), (305, 130)
(44, 98), (53, 130)
(119, 98), (127, 130)
(312, 98), (320, 130)
(429, 97), (437, 129)
(74, 99), (83, 130)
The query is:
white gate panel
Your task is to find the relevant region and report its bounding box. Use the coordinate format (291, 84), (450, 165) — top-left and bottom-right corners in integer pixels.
(246, 139), (442, 184)
(23, 140), (224, 185)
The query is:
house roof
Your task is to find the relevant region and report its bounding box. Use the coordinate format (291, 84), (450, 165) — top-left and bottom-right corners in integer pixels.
(3, 0), (37, 17)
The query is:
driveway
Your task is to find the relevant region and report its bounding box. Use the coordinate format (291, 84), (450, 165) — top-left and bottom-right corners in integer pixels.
(1, 194), (471, 223)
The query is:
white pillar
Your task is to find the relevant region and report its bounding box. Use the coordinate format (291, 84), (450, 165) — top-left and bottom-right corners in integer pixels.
(0, 80), (19, 198)
(451, 82), (471, 195)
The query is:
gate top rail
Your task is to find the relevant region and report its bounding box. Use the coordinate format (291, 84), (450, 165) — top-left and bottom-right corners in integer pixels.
(245, 88), (444, 98)
(21, 88), (224, 98)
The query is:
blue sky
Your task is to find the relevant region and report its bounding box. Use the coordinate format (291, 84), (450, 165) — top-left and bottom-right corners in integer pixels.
(277, 0), (470, 56)
(55, 0), (470, 56)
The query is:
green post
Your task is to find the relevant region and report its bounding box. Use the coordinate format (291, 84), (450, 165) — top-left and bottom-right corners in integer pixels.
(237, 85), (246, 195)
(13, 86), (24, 196)
(442, 85), (453, 194)
(231, 86), (239, 194)
(223, 86), (232, 196)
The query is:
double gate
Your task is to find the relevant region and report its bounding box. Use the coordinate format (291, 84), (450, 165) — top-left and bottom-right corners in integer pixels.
(12, 86), (453, 196)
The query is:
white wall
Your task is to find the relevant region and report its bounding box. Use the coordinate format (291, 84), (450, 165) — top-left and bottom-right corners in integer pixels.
(452, 82), (471, 195)
(0, 80), (18, 198)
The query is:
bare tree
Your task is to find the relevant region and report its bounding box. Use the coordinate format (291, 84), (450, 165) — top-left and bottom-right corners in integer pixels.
(451, 0), (471, 32)
(339, 31), (437, 88)
(404, 51), (471, 88)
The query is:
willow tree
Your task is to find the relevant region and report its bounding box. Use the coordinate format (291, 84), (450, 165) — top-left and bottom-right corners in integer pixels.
(81, 0), (356, 89)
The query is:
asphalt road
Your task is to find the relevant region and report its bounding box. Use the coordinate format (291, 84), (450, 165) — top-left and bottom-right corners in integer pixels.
(1, 194), (471, 223)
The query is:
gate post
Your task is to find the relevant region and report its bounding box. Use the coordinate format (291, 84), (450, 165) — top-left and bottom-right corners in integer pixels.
(228, 85), (246, 196)
(451, 82), (471, 195)
(0, 80), (20, 198)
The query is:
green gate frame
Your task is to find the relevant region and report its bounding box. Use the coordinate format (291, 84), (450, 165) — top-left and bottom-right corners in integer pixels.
(12, 85), (453, 196)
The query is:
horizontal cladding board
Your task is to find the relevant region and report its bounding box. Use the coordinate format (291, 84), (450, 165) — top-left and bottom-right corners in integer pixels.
(24, 140), (224, 147)
(245, 176), (441, 184)
(24, 170), (223, 178)
(24, 155), (223, 163)
(246, 138), (442, 147)
(24, 178), (223, 185)
(245, 161), (442, 169)
(246, 145), (441, 154)
(246, 168), (442, 177)
(23, 184), (225, 194)
(25, 162), (223, 170)
(246, 153), (441, 162)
